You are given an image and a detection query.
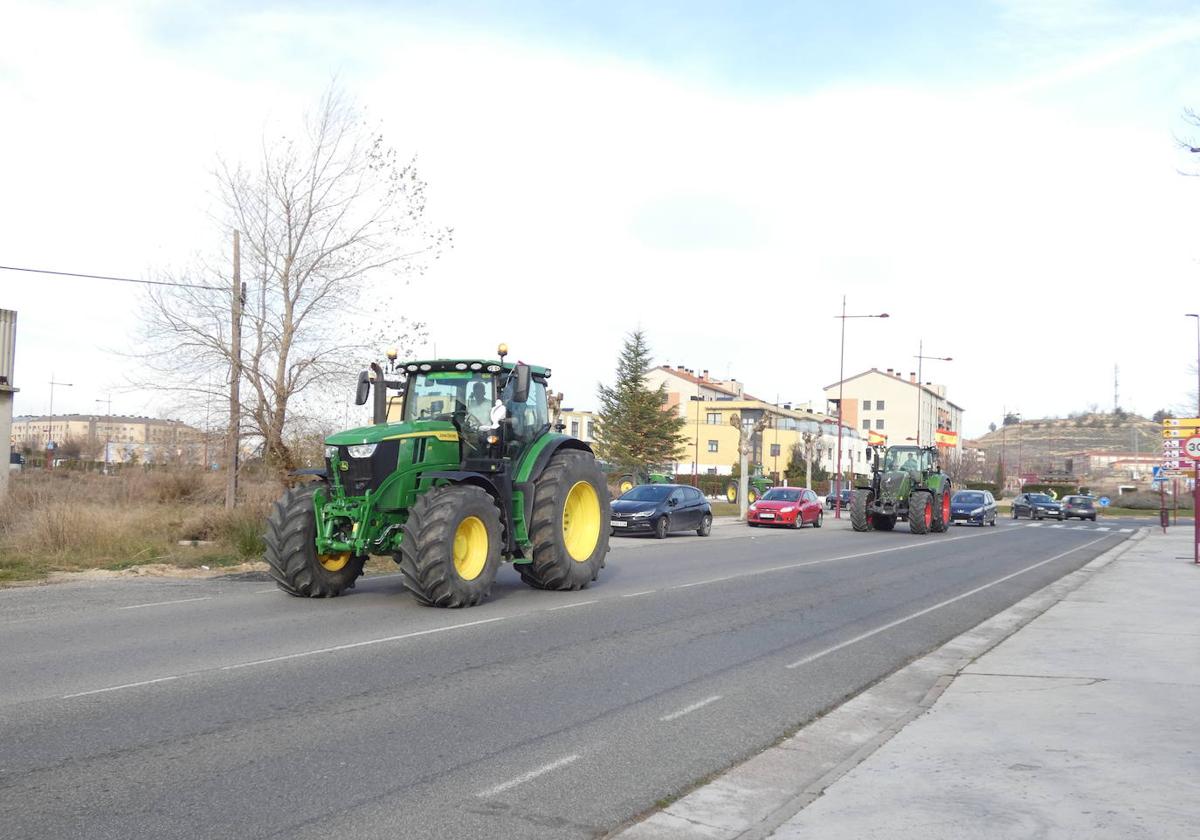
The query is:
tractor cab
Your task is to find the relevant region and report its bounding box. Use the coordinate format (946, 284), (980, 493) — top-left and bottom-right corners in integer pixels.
(881, 446), (935, 475)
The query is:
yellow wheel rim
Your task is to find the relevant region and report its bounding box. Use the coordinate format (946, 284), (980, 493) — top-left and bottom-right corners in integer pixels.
(318, 552), (351, 572)
(619, 480), (634, 494)
(562, 480), (601, 562)
(453, 516), (489, 580)
(726, 485), (737, 502)
(748, 489), (757, 504)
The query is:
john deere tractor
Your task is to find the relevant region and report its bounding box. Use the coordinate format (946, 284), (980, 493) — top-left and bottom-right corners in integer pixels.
(264, 345), (610, 608)
(850, 444), (952, 535)
(725, 465), (771, 505)
(615, 469), (673, 496)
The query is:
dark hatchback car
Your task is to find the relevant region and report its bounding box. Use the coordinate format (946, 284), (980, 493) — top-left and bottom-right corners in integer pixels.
(826, 488), (853, 510)
(610, 484), (712, 539)
(1061, 495), (1097, 521)
(950, 490), (997, 526)
(1012, 492), (1064, 520)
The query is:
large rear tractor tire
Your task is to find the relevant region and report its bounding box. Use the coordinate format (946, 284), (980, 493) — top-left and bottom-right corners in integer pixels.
(850, 489), (874, 532)
(909, 492), (932, 534)
(264, 484), (365, 597)
(519, 450), (610, 591)
(930, 489), (951, 533)
(397, 484), (502, 608)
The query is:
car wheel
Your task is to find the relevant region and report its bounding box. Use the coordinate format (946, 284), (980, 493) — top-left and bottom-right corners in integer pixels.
(654, 516), (669, 539)
(813, 510), (823, 528)
(1011, 508), (1018, 519)
(696, 514), (712, 537)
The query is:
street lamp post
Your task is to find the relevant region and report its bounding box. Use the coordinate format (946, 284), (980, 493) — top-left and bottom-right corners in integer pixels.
(46, 375), (74, 467)
(1187, 314), (1199, 565)
(95, 396), (112, 473)
(834, 298), (889, 518)
(913, 340), (952, 447)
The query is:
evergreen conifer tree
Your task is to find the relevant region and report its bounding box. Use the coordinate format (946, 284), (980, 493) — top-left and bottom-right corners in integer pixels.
(594, 330), (687, 472)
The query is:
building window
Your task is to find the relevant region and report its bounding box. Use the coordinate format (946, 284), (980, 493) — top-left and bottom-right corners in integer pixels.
(770, 444), (781, 457)
(876, 400), (885, 410)
(584, 421), (592, 439)
(570, 420), (580, 437)
(707, 440), (719, 453)
(876, 419), (885, 430)
(706, 412), (720, 425)
(862, 420), (870, 430)
(862, 399), (871, 411)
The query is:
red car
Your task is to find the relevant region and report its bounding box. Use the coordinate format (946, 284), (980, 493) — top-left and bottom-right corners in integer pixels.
(747, 487), (824, 528)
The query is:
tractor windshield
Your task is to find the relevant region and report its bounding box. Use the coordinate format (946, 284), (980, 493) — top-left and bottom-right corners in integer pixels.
(403, 371), (494, 424)
(884, 447), (932, 472)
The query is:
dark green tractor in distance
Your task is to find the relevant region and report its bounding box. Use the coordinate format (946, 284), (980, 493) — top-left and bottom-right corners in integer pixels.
(725, 465), (771, 505)
(264, 345), (610, 608)
(615, 469), (673, 496)
(851, 445), (952, 535)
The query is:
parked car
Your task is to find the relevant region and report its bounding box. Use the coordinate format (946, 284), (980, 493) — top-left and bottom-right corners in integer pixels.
(1061, 495), (1097, 521)
(748, 487), (824, 528)
(826, 488), (853, 510)
(8, 451), (23, 472)
(610, 484), (712, 539)
(1011, 492), (1064, 520)
(950, 489), (997, 526)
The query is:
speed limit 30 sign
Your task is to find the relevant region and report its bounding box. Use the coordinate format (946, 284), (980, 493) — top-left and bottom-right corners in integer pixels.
(1185, 435), (1200, 460)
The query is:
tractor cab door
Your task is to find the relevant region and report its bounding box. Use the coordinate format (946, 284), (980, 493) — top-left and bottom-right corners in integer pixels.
(499, 374), (549, 463)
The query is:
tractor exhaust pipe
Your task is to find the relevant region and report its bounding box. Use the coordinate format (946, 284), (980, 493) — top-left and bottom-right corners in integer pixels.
(370, 362), (388, 425)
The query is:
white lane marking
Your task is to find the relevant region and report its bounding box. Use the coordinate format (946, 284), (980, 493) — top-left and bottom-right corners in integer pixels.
(622, 590), (655, 598)
(1026, 522), (1042, 527)
(118, 596), (212, 610)
(1119, 528), (1134, 533)
(785, 535), (1111, 670)
(221, 615), (509, 671)
(547, 599), (599, 611)
(660, 695), (722, 722)
(63, 675), (181, 699)
(672, 576), (736, 590)
(1071, 526), (1088, 530)
(477, 754), (580, 797)
(1049, 524), (1064, 529)
(1095, 526), (1110, 532)
(253, 587), (282, 594)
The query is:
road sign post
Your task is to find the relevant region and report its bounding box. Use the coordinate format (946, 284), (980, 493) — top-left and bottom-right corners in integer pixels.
(1162, 420), (1200, 563)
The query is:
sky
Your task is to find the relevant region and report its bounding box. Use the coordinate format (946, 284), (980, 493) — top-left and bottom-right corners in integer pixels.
(2, 0), (1199, 437)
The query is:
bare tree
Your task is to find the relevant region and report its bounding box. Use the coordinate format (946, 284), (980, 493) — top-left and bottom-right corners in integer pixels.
(137, 85), (445, 477)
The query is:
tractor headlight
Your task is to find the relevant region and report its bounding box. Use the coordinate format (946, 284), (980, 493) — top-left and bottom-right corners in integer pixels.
(346, 444), (378, 459)
(324, 445), (338, 460)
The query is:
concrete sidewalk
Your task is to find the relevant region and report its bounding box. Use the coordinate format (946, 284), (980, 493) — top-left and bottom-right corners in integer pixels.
(613, 529), (1200, 840)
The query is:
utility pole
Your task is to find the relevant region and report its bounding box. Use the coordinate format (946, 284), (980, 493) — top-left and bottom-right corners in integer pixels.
(95, 395), (112, 473)
(225, 230), (244, 510)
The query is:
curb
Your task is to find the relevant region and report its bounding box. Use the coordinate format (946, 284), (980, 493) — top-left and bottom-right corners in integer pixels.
(607, 529), (1145, 840)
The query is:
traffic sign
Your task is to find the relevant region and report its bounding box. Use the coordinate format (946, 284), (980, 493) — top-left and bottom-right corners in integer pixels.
(1163, 429), (1193, 438)
(1098, 496), (1111, 507)
(1162, 417), (1200, 427)
(1185, 435), (1200, 461)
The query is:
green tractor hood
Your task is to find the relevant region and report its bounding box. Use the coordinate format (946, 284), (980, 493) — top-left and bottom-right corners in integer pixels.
(325, 419), (460, 447)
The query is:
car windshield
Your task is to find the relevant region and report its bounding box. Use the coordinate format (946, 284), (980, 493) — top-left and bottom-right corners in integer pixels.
(954, 492), (985, 505)
(620, 485), (673, 502)
(1028, 494), (1053, 503)
(403, 370), (493, 423)
(762, 489), (800, 501)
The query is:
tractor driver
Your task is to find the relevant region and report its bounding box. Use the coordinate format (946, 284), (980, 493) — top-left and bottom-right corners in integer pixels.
(467, 380), (492, 426)
(902, 454), (919, 471)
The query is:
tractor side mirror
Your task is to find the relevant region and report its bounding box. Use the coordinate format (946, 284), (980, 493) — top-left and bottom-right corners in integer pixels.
(354, 370), (371, 406)
(512, 363), (531, 404)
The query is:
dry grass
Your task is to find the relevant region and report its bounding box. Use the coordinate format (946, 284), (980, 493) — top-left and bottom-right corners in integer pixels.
(0, 469), (280, 584)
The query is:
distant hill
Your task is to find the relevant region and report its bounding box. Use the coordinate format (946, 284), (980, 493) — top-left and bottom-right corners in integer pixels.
(969, 412), (1161, 476)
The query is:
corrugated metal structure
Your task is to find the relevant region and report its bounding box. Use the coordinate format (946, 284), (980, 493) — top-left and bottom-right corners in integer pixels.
(0, 308), (15, 386)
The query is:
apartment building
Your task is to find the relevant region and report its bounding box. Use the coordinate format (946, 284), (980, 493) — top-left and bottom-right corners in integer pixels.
(823, 368), (964, 454)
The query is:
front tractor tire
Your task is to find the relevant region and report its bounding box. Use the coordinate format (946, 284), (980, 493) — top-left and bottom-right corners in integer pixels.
(725, 481), (738, 504)
(617, 474), (637, 496)
(930, 489), (951, 533)
(397, 484), (503, 608)
(519, 450), (610, 591)
(264, 484), (365, 597)
(909, 492), (933, 534)
(850, 490), (874, 532)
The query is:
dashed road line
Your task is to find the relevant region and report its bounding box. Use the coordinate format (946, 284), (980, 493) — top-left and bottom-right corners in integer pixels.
(1095, 526), (1110, 532)
(547, 599), (599, 611)
(118, 596), (212, 610)
(785, 535), (1110, 671)
(477, 754), (580, 797)
(660, 695), (722, 722)
(63, 675), (182, 699)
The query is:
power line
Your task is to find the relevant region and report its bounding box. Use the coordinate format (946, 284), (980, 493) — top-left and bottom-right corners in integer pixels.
(0, 264), (223, 291)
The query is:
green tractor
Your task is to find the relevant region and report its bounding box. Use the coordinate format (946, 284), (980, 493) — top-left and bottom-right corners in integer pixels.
(615, 469), (673, 496)
(850, 444), (952, 534)
(264, 345), (610, 608)
(725, 465), (771, 505)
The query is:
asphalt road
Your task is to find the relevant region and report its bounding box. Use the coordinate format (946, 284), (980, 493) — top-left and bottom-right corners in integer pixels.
(0, 516), (1143, 840)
